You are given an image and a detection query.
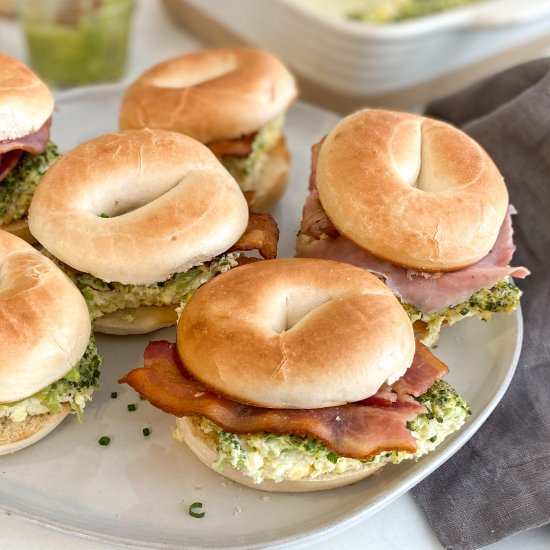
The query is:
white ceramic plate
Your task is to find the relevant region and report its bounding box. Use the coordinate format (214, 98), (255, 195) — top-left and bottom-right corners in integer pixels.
(0, 85), (522, 549)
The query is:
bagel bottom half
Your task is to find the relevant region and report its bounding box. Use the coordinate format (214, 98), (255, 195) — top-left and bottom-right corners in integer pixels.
(174, 417), (384, 492)
(171, 377), (470, 493)
(93, 305), (178, 335)
(0, 404), (70, 455)
(1, 218), (36, 244)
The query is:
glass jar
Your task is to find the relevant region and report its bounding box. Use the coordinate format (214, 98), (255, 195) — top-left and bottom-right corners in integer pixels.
(19, 0), (135, 88)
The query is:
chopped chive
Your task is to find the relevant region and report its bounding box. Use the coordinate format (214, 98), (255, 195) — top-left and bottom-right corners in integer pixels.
(98, 436), (110, 446)
(127, 404), (136, 412)
(111, 392), (118, 399)
(99, 212), (109, 218)
(189, 502), (205, 518)
(143, 428), (151, 437)
(139, 395), (146, 400)
(327, 452), (338, 464)
(429, 436), (437, 443)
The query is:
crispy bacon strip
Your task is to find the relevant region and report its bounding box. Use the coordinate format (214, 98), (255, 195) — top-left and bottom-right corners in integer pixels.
(364, 342), (449, 406)
(299, 141), (338, 239)
(299, 187), (338, 240)
(392, 341), (448, 398)
(207, 133), (256, 159)
(120, 341), (427, 459)
(230, 212), (279, 260)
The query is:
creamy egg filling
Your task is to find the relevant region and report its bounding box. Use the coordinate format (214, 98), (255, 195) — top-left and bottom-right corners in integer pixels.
(221, 116), (284, 192)
(405, 277), (522, 346)
(302, 0), (478, 23)
(0, 336), (102, 423)
(47, 252), (241, 320)
(0, 142), (60, 226)
(175, 379), (470, 484)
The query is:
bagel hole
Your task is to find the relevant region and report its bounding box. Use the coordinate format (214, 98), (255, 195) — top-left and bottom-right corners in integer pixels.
(89, 172), (194, 219)
(390, 119), (421, 187)
(416, 124), (462, 193)
(270, 288), (333, 333)
(150, 58), (238, 89)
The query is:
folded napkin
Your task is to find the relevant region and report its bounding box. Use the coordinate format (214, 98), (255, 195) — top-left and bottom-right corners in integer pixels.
(411, 58), (550, 550)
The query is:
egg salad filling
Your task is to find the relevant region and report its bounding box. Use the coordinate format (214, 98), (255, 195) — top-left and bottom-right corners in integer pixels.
(221, 116), (284, 191)
(0, 336), (102, 424)
(0, 142), (60, 226)
(183, 379), (470, 484)
(404, 277), (522, 347)
(303, 0), (478, 23)
(47, 252), (241, 320)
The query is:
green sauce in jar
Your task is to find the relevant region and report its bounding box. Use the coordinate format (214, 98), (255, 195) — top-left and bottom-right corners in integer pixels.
(21, 0), (134, 87)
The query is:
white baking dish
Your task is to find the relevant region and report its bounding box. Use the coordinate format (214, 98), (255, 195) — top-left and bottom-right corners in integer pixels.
(169, 0), (550, 109)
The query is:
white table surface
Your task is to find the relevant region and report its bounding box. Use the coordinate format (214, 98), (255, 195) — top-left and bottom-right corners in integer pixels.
(1, 2), (549, 548)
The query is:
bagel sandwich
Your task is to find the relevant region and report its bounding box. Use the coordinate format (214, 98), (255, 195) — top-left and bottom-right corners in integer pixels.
(119, 47), (298, 212)
(120, 258), (469, 491)
(0, 54), (60, 243)
(296, 110), (529, 346)
(28, 129), (279, 335)
(0, 231), (102, 455)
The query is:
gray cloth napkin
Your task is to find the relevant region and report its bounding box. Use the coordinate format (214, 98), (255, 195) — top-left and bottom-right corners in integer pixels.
(411, 58), (550, 550)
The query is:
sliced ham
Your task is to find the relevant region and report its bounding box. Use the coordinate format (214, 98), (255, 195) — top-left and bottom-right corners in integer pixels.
(0, 117), (51, 155)
(119, 340), (447, 460)
(298, 206), (529, 312)
(0, 150), (23, 181)
(0, 117), (51, 183)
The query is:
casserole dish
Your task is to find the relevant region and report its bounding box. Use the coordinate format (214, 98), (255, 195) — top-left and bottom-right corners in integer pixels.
(165, 0), (550, 110)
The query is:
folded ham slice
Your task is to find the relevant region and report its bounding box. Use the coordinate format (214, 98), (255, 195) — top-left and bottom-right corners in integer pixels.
(0, 117), (51, 183)
(298, 207), (529, 312)
(119, 339), (448, 460)
(0, 150), (22, 181)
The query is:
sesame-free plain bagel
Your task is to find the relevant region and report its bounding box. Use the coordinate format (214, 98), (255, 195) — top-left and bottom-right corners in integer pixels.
(0, 231), (90, 404)
(0, 53), (53, 141)
(177, 258), (415, 409)
(28, 129), (249, 285)
(119, 48), (297, 143)
(315, 110), (509, 272)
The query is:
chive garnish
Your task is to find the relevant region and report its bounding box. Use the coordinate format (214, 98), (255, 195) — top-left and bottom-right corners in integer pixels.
(111, 392), (118, 399)
(327, 452), (338, 464)
(128, 404), (136, 412)
(143, 428), (151, 437)
(99, 212), (109, 218)
(98, 436), (110, 446)
(139, 395), (146, 401)
(189, 502), (205, 518)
